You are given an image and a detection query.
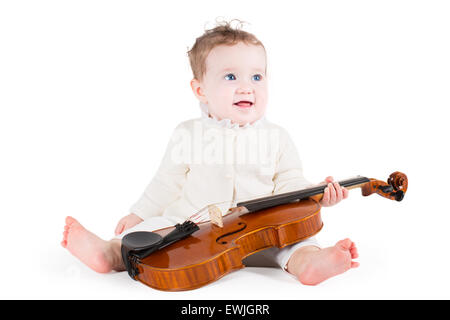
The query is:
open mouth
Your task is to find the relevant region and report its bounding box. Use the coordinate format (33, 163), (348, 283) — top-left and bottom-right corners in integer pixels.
(233, 101), (254, 108)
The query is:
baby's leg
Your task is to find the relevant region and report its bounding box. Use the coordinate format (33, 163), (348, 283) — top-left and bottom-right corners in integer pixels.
(62, 216), (124, 273)
(286, 238), (359, 285)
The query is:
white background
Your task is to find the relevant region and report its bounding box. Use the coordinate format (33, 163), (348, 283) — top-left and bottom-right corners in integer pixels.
(1, 0), (449, 299)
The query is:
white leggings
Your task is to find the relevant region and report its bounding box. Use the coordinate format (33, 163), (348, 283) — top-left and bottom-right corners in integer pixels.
(114, 215), (320, 273)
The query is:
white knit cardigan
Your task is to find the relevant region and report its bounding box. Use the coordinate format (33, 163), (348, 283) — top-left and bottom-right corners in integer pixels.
(130, 106), (311, 222)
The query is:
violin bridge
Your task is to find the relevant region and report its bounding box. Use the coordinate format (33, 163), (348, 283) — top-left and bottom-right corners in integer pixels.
(208, 204), (224, 228)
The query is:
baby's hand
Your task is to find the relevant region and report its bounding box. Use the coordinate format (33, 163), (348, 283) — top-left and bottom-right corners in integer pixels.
(319, 176), (349, 207)
(114, 213), (144, 236)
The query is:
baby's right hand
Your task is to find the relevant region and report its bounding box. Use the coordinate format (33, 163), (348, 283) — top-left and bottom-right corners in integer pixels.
(114, 213), (144, 236)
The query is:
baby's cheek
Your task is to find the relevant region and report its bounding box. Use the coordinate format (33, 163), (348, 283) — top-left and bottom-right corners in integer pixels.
(256, 89), (268, 106)
(215, 88), (233, 104)
(255, 101), (267, 117)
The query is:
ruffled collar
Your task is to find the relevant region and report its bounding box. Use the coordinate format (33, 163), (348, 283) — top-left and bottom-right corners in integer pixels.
(199, 103), (266, 129)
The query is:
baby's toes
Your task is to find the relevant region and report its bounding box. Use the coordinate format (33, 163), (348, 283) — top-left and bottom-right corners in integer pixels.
(61, 229), (69, 247)
(61, 231), (67, 248)
(62, 217), (78, 247)
(336, 238), (352, 251)
(350, 246), (358, 258)
(65, 216), (78, 227)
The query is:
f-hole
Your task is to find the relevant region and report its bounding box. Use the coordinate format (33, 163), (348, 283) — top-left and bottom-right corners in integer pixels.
(216, 222), (247, 245)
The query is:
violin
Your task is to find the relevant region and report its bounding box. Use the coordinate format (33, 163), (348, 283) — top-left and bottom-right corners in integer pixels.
(121, 171), (408, 291)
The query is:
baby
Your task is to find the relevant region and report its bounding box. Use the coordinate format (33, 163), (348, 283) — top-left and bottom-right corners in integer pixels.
(62, 20), (359, 286)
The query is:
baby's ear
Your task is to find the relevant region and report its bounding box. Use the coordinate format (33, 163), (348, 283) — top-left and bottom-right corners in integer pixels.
(190, 79), (207, 103)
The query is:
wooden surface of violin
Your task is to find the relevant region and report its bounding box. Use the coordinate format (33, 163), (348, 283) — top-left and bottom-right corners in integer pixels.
(122, 171), (408, 291)
(135, 199), (321, 291)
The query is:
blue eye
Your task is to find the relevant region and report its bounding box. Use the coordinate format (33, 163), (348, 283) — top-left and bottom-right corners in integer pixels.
(253, 74), (262, 81)
(224, 73), (236, 81)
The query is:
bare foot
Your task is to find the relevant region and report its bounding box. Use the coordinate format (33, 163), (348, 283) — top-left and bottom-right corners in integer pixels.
(62, 216), (122, 273)
(289, 238), (359, 285)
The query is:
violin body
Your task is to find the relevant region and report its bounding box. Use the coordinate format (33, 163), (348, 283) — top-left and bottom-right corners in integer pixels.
(122, 172), (408, 291)
(134, 199), (322, 291)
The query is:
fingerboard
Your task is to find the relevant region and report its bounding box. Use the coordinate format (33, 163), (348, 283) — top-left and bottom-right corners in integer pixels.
(236, 176), (370, 213)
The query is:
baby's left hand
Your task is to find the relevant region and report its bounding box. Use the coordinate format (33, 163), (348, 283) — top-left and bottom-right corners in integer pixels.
(319, 176), (349, 207)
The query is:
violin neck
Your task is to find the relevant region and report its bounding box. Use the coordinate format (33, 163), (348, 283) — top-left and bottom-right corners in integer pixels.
(236, 176), (370, 213)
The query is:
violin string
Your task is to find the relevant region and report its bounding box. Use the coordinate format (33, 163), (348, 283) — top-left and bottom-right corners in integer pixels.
(188, 200), (238, 224)
(188, 207), (209, 221)
(192, 180), (364, 224)
(189, 212), (202, 219)
(188, 210), (209, 223)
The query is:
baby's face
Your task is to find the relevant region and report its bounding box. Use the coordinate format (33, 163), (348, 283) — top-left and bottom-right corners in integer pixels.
(192, 42), (268, 126)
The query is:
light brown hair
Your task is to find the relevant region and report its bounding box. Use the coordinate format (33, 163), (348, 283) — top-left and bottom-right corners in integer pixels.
(187, 19), (266, 82)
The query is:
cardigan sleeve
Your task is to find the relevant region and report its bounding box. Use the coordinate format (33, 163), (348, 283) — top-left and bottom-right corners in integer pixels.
(272, 128), (312, 195)
(129, 124), (190, 220)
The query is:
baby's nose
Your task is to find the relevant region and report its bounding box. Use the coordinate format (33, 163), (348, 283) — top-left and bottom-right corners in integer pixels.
(236, 86), (253, 94)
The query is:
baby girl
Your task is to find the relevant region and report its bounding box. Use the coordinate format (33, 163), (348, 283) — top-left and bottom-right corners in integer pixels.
(62, 21), (359, 286)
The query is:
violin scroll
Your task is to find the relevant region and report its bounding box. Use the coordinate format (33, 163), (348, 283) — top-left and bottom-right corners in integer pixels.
(388, 171), (408, 193)
(361, 171), (408, 201)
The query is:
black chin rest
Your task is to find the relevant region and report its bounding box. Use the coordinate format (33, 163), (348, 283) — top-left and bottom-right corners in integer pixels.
(122, 231), (163, 251)
(121, 231), (163, 279)
(120, 220), (200, 279)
